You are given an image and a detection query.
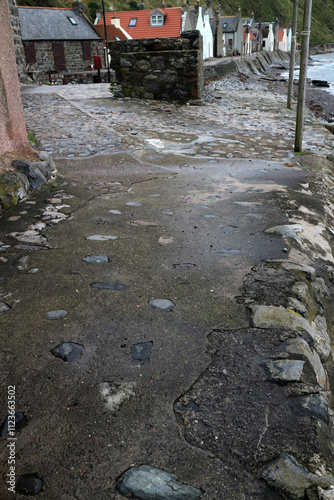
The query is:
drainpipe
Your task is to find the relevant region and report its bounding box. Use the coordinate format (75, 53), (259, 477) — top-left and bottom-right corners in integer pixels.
(102, 0), (111, 83)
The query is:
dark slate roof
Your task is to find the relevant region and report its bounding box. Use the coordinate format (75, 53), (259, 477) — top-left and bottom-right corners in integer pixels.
(221, 16), (238, 32)
(18, 7), (102, 41)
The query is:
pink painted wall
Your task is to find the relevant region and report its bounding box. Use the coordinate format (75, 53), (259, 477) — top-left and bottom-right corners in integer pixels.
(0, 0), (31, 155)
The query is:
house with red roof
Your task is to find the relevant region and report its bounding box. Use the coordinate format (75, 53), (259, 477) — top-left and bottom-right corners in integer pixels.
(96, 7), (182, 41)
(278, 27), (288, 52)
(94, 17), (132, 44)
(243, 27), (256, 55)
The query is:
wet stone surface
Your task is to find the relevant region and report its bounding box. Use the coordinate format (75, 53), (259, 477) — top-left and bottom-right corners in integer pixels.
(90, 282), (127, 290)
(131, 342), (153, 362)
(149, 299), (175, 311)
(0, 412), (27, 437)
(45, 310), (67, 320)
(117, 465), (201, 500)
(83, 255), (109, 263)
(16, 475), (43, 495)
(50, 343), (83, 363)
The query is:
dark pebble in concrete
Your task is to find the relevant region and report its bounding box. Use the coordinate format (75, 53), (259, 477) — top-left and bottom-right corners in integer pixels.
(83, 255), (109, 263)
(45, 310), (67, 320)
(172, 263), (196, 270)
(117, 465), (201, 500)
(0, 412), (27, 437)
(131, 342), (153, 362)
(51, 343), (83, 363)
(149, 299), (175, 311)
(90, 282), (127, 290)
(220, 225), (239, 234)
(175, 401), (203, 413)
(16, 474), (42, 495)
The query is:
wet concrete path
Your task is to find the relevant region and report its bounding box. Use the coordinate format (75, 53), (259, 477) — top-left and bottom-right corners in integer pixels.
(1, 79), (334, 498)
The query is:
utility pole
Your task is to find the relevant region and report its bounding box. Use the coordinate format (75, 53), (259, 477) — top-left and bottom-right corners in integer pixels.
(102, 0), (111, 83)
(294, 0), (312, 152)
(287, 0), (298, 109)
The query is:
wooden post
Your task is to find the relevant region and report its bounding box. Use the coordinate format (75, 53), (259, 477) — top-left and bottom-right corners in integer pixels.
(294, 0), (312, 152)
(287, 0), (298, 109)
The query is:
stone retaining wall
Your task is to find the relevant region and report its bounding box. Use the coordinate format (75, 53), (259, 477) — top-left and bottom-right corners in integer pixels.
(109, 31), (203, 101)
(7, 0), (28, 83)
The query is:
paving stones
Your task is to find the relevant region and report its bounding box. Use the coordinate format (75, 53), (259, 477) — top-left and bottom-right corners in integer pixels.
(149, 299), (175, 312)
(90, 282), (127, 290)
(51, 343), (83, 363)
(83, 255), (109, 263)
(45, 310), (67, 320)
(99, 381), (136, 412)
(16, 474), (43, 495)
(86, 235), (117, 241)
(117, 465), (201, 500)
(131, 342), (153, 362)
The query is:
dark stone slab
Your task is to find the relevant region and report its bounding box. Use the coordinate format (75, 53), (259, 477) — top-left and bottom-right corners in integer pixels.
(0, 412), (27, 437)
(117, 465), (201, 500)
(51, 343), (83, 363)
(16, 475), (42, 495)
(45, 310), (67, 320)
(131, 342), (153, 362)
(288, 394), (328, 423)
(90, 282), (127, 290)
(83, 255), (109, 263)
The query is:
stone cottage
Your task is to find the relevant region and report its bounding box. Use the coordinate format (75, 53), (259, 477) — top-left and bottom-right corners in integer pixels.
(221, 10), (243, 56)
(18, 0), (103, 82)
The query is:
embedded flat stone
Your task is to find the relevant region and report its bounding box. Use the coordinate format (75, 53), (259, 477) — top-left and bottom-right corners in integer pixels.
(90, 282), (127, 290)
(149, 299), (175, 312)
(108, 210), (122, 214)
(158, 236), (175, 245)
(131, 342), (153, 362)
(16, 475), (43, 495)
(86, 235), (117, 241)
(265, 224), (303, 244)
(83, 255), (109, 263)
(117, 465), (201, 500)
(51, 343), (83, 363)
(130, 220), (158, 227)
(311, 315), (331, 361)
(0, 412), (27, 437)
(288, 393), (328, 422)
(45, 310), (67, 320)
(0, 301), (11, 313)
(285, 337), (327, 389)
(263, 359), (305, 383)
(250, 305), (315, 345)
(268, 260), (316, 280)
(259, 453), (334, 499)
(126, 201), (142, 206)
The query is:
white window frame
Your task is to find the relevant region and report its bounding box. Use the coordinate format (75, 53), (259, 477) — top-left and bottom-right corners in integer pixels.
(151, 14), (164, 26)
(128, 18), (137, 27)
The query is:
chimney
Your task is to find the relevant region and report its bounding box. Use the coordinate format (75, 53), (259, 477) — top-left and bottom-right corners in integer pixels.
(195, 0), (200, 15)
(94, 10), (102, 24)
(110, 16), (120, 28)
(162, 0), (166, 8)
(72, 0), (84, 14)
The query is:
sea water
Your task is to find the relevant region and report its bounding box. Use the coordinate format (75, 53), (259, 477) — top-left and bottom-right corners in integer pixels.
(282, 52), (334, 95)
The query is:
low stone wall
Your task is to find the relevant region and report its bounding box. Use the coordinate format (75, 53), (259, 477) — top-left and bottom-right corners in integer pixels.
(204, 50), (300, 80)
(310, 43), (334, 55)
(109, 31), (203, 101)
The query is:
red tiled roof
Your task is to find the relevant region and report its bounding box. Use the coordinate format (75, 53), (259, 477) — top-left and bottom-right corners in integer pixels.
(97, 8), (182, 39)
(243, 28), (256, 42)
(95, 24), (128, 44)
(278, 29), (285, 42)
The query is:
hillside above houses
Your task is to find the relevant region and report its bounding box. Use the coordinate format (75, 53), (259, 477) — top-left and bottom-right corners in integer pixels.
(16, 0), (334, 45)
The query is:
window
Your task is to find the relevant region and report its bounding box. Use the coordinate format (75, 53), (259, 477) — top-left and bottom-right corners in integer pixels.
(228, 38), (233, 46)
(223, 23), (227, 28)
(52, 42), (66, 70)
(68, 17), (78, 25)
(114, 36), (121, 41)
(151, 14), (164, 26)
(128, 18), (137, 27)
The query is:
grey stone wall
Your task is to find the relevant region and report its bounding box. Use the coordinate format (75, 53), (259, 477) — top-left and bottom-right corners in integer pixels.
(109, 31), (203, 101)
(7, 0), (28, 83)
(23, 40), (104, 83)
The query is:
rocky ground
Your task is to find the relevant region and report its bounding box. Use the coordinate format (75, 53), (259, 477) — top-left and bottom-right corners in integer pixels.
(1, 75), (334, 499)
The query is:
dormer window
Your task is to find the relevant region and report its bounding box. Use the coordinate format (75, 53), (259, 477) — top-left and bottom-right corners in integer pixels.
(150, 9), (165, 26)
(128, 18), (137, 27)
